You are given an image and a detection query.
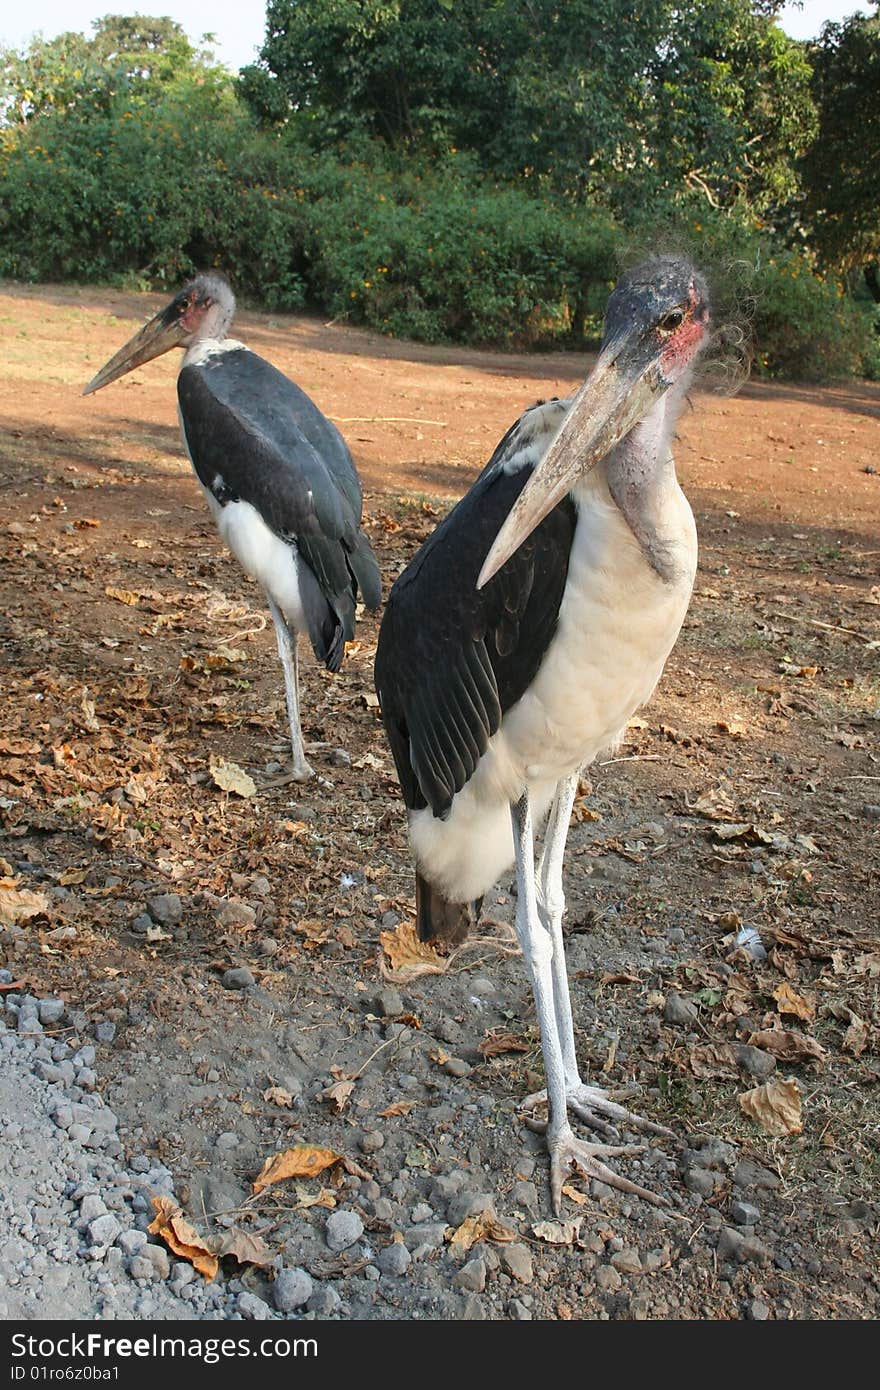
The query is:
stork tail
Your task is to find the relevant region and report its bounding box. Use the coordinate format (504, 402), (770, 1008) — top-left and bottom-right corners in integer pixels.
(416, 872), (481, 945)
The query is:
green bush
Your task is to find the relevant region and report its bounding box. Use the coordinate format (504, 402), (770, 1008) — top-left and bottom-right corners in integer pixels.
(0, 92), (876, 376)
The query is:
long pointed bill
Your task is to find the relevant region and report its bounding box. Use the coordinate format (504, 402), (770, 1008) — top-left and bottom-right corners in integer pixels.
(82, 310), (187, 396)
(476, 346), (670, 589)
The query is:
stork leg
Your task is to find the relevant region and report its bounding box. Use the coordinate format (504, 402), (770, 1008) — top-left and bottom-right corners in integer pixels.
(510, 793), (659, 1214)
(267, 598), (314, 781)
(524, 774), (672, 1145)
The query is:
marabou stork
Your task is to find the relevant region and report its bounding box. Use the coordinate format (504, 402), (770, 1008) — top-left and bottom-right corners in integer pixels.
(84, 274), (382, 780)
(375, 255), (711, 1211)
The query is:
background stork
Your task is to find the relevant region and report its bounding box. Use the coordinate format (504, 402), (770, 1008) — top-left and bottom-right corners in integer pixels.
(84, 273), (382, 780)
(375, 254), (712, 1211)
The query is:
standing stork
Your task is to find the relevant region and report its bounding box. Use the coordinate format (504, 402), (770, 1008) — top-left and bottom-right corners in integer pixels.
(375, 255), (711, 1211)
(84, 273), (382, 780)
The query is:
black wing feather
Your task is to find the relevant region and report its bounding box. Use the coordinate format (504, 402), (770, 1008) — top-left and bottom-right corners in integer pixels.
(177, 349), (381, 662)
(375, 451), (576, 818)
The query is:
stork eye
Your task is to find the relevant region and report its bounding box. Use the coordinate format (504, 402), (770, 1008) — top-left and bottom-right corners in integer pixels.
(659, 309), (684, 334)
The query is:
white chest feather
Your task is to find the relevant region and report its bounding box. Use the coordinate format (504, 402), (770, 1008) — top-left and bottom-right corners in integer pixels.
(502, 470), (697, 782)
(409, 469), (697, 903)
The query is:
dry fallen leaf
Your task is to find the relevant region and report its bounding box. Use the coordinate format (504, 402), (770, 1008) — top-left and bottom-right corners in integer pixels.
(773, 981), (815, 1021)
(687, 1043), (741, 1079)
(149, 1196), (219, 1280)
(560, 1184), (591, 1206)
(448, 1212), (515, 1250)
(252, 1145), (368, 1194)
(294, 1184), (337, 1209)
(747, 1029), (826, 1066)
(105, 586), (142, 606)
(843, 1014), (869, 1057)
(532, 1218), (582, 1245)
(263, 1085), (295, 1109)
(211, 1228), (274, 1269)
(739, 1076), (803, 1136)
(378, 1100), (415, 1118)
(379, 920), (450, 981)
(209, 757), (256, 799)
(478, 1030), (531, 1059)
(319, 1079), (355, 1113)
(0, 879), (50, 926)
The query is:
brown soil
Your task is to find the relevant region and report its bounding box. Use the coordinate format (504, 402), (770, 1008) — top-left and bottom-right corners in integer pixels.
(1, 282), (878, 1321)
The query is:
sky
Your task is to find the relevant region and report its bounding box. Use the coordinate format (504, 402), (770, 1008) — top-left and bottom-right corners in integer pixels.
(0, 2), (875, 73)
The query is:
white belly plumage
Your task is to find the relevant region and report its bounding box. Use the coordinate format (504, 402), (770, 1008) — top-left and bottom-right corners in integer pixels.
(409, 475), (697, 902)
(200, 489), (308, 634)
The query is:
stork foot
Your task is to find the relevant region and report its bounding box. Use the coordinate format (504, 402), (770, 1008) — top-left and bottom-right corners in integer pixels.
(260, 758), (314, 789)
(547, 1125), (664, 1215)
(522, 1083), (673, 1141)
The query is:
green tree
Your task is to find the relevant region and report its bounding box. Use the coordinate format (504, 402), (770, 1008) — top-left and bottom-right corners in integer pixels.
(242, 0), (814, 219)
(802, 7), (880, 299)
(0, 15), (222, 125)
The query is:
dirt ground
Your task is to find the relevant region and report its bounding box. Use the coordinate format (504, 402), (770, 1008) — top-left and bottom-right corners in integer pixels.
(1, 282), (878, 1321)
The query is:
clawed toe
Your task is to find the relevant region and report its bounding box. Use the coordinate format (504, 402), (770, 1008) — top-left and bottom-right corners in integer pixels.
(548, 1129), (664, 1215)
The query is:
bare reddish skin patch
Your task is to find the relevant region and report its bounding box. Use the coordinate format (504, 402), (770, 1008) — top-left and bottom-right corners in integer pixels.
(660, 281), (710, 378)
(180, 296), (210, 335)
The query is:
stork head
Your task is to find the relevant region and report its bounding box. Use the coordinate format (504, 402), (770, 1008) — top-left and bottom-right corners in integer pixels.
(83, 273), (236, 395)
(477, 254), (711, 588)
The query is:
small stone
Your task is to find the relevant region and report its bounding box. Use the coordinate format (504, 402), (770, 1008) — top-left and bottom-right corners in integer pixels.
(87, 1214), (122, 1247)
(610, 1247), (643, 1275)
(148, 893), (183, 925)
(215, 1131), (239, 1151)
(732, 1159), (780, 1191)
(410, 1203), (433, 1224)
(221, 967), (255, 990)
(94, 1021), (116, 1044)
(664, 993), (700, 1026)
(444, 1057), (471, 1078)
(735, 1045), (776, 1079)
(325, 1209), (364, 1252)
(307, 1286), (342, 1315)
(216, 900), (257, 929)
(683, 1168), (717, 1197)
(376, 1241), (412, 1276)
(329, 749), (352, 767)
(500, 1244), (533, 1284)
(453, 1257), (487, 1293)
(131, 913), (153, 935)
(470, 978), (495, 996)
(446, 1192), (495, 1227)
(78, 1194), (107, 1225)
(717, 1226), (769, 1264)
(258, 937), (280, 957)
(508, 1298), (532, 1320)
(403, 1223), (448, 1251)
(731, 1200), (760, 1227)
(273, 1267), (313, 1312)
(138, 1243), (170, 1278)
(748, 1298), (770, 1320)
(460, 1295), (486, 1320)
(238, 1291), (270, 1320)
(372, 1198), (395, 1222)
(358, 1131), (385, 1154)
(372, 987), (404, 1018)
(38, 998), (65, 1025)
(511, 1181), (538, 1212)
(595, 1264), (623, 1292)
(116, 1229), (147, 1258)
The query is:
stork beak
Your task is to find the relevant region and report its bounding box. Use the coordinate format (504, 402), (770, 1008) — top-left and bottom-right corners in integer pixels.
(476, 340), (670, 589)
(82, 307), (188, 395)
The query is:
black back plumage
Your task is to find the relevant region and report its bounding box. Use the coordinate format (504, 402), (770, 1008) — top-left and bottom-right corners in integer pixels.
(177, 347), (381, 669)
(375, 415), (577, 820)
